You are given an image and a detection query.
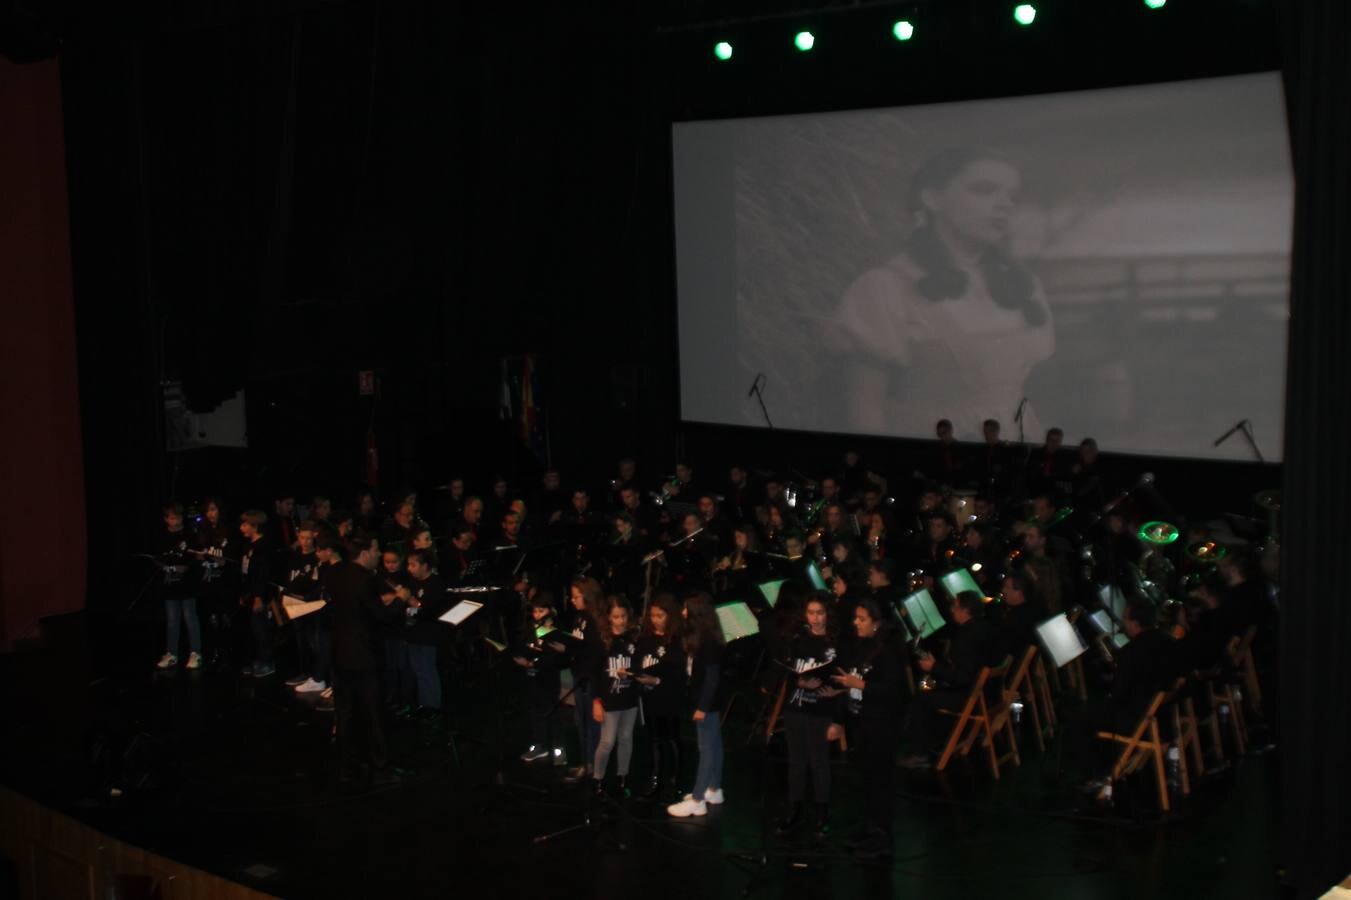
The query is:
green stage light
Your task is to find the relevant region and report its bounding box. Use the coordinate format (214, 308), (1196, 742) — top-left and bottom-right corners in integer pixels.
(892, 20), (915, 41)
(794, 30), (815, 51)
(713, 41), (733, 60)
(1013, 4), (1037, 25)
(1144, 0), (1167, 7)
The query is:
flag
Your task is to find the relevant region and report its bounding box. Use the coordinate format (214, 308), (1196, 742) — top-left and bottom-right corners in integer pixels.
(518, 354), (546, 463)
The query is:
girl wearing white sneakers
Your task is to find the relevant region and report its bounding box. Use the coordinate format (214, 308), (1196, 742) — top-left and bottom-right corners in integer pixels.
(668, 592), (727, 818)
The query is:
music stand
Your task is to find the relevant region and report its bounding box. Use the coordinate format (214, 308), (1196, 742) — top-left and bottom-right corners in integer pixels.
(1035, 613), (1089, 668)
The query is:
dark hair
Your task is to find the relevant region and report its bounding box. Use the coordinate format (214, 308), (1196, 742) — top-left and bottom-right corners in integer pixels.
(240, 509), (268, 529)
(1126, 602), (1157, 630)
(529, 589), (556, 615)
(162, 501), (184, 516)
(570, 576), (606, 629)
(315, 532), (344, 554)
(869, 558), (895, 582)
(983, 418), (1000, 430)
(905, 148), (1045, 326)
(952, 590), (984, 617)
(801, 591), (840, 640)
(1047, 427), (1064, 439)
(853, 598), (891, 638)
(349, 529), (379, 556)
(642, 592), (685, 644)
(683, 591), (725, 655)
(732, 523), (760, 553)
(937, 419), (953, 431)
(407, 549), (436, 569)
(297, 519), (321, 534)
(599, 591), (634, 640)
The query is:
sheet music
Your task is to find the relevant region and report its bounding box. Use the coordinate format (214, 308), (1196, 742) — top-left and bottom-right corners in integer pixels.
(439, 599), (483, 625)
(282, 595), (326, 620)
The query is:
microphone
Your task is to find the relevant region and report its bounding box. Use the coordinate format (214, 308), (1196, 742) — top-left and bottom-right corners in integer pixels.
(747, 373), (764, 398)
(1213, 419), (1249, 448)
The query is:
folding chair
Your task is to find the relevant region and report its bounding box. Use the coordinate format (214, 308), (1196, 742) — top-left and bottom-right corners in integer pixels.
(936, 657), (1020, 779)
(1005, 645), (1051, 753)
(1095, 677), (1184, 812)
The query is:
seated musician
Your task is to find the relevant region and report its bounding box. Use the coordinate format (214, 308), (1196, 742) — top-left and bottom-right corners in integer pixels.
(713, 523), (765, 601)
(617, 485), (661, 541)
(898, 590), (999, 767)
(867, 559), (905, 610)
(992, 571), (1047, 662)
(1076, 602), (1185, 798)
(443, 525), (478, 583)
(822, 538), (869, 602)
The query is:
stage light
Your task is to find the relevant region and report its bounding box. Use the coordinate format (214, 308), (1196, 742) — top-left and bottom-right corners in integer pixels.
(1144, 0), (1167, 7)
(713, 41), (733, 60)
(1013, 4), (1037, 25)
(892, 20), (915, 41)
(794, 30), (815, 51)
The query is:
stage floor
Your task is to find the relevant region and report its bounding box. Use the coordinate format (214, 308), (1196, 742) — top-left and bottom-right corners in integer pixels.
(0, 613), (1285, 900)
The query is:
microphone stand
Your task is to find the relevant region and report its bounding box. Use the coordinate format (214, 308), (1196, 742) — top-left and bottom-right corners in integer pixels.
(749, 374), (774, 429)
(1213, 418), (1266, 463)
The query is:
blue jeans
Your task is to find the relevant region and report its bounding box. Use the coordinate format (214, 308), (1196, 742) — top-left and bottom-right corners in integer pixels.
(407, 643), (441, 710)
(165, 596), (201, 657)
(692, 712), (723, 800)
(573, 684), (601, 772)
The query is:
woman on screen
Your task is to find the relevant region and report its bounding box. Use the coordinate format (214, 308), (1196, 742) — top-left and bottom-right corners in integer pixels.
(833, 148), (1054, 438)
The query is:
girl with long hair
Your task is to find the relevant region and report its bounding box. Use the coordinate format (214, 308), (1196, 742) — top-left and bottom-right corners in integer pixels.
(667, 591), (728, 818)
(830, 599), (905, 859)
(776, 591), (842, 838)
(634, 592), (686, 798)
(591, 594), (640, 796)
(563, 576), (606, 783)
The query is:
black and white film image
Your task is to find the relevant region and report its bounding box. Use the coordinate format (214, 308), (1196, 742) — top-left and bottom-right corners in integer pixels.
(673, 72), (1291, 460)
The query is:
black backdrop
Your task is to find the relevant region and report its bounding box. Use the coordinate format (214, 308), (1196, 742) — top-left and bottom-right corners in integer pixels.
(24, 0), (1351, 891)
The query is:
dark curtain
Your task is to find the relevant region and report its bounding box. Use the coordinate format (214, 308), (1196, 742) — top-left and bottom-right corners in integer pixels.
(0, 56), (89, 647)
(1280, 0), (1351, 896)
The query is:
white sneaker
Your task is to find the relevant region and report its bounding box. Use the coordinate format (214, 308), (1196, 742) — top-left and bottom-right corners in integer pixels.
(185, 652), (203, 670)
(667, 795), (707, 818)
(295, 678), (327, 693)
(156, 653), (177, 669)
(520, 746), (550, 762)
(285, 672), (310, 686)
(320, 686), (334, 699)
(703, 788), (725, 805)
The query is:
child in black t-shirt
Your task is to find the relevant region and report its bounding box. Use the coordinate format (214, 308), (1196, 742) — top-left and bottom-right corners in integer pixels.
(591, 595), (640, 796)
(514, 590), (567, 763)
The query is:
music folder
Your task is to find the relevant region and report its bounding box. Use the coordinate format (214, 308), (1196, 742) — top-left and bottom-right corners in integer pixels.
(1036, 613), (1089, 668)
(439, 599), (483, 626)
(715, 601), (760, 643)
(282, 594), (326, 620)
(757, 579), (787, 608)
(805, 561), (828, 591)
(900, 589), (946, 640)
(938, 568), (983, 602)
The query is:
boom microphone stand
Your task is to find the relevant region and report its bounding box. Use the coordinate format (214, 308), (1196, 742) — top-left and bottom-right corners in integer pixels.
(748, 373), (774, 429)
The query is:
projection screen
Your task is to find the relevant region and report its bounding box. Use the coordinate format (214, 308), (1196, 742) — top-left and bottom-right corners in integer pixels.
(673, 72), (1291, 461)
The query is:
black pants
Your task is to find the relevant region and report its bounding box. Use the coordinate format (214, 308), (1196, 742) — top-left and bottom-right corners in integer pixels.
(645, 709), (682, 784)
(527, 675), (559, 747)
(784, 712), (832, 803)
(334, 667), (387, 779)
(902, 687), (969, 754)
(853, 715), (900, 833)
